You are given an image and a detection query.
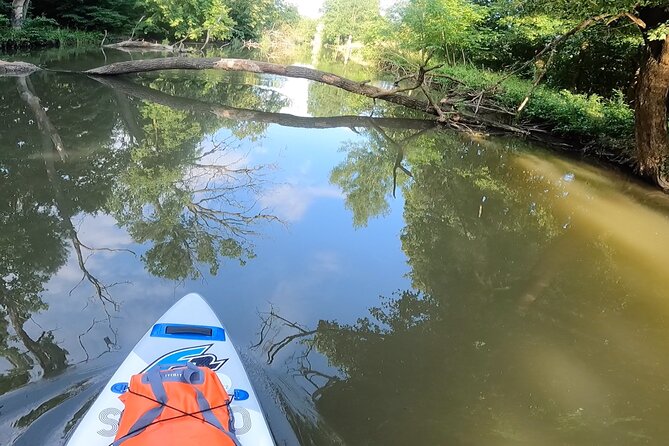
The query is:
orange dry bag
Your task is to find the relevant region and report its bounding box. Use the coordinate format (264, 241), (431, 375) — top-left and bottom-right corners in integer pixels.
(113, 363), (240, 446)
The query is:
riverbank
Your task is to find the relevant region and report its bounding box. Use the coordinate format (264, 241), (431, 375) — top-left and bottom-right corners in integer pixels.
(437, 64), (634, 151)
(0, 20), (101, 49)
(379, 60), (636, 164)
(0, 47), (641, 177)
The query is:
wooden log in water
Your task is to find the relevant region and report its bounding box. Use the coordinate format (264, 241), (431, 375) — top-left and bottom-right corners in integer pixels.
(104, 40), (174, 52)
(85, 57), (529, 135)
(0, 60), (40, 76)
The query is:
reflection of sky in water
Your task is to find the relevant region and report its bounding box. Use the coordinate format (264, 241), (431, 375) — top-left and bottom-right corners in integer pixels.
(34, 123), (410, 368)
(9, 54), (669, 446)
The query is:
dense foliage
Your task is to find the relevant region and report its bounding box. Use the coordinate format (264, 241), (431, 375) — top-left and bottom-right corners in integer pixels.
(313, 0), (667, 179)
(0, 0), (298, 46)
(1, 0), (667, 178)
(321, 0), (384, 45)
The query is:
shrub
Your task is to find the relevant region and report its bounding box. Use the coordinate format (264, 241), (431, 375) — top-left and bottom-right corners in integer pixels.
(0, 18), (101, 49)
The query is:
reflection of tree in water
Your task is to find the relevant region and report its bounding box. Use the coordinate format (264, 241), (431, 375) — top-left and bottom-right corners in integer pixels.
(0, 71), (290, 389)
(330, 124), (434, 227)
(108, 101), (278, 280)
(259, 133), (669, 444)
(136, 70), (291, 141)
(0, 75), (116, 392)
(0, 191), (68, 392)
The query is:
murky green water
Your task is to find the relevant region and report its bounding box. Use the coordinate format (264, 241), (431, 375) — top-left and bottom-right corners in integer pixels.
(2, 49), (669, 445)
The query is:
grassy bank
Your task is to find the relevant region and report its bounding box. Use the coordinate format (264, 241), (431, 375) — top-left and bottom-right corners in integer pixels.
(428, 63), (636, 159)
(0, 18), (101, 49)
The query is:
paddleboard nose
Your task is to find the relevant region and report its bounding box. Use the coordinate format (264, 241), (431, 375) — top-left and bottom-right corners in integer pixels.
(156, 293), (224, 327)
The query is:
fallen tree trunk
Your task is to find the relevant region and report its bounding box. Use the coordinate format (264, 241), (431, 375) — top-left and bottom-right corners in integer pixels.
(92, 76), (438, 131)
(85, 57), (529, 135)
(104, 40), (174, 52)
(0, 60), (40, 76)
(1, 56), (530, 136)
(87, 57), (436, 111)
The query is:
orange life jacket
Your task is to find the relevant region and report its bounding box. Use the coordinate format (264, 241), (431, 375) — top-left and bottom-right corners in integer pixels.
(113, 363), (240, 446)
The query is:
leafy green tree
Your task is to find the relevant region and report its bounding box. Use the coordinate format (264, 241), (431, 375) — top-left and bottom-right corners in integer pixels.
(495, 0), (669, 187)
(31, 0), (140, 32)
(476, 11), (642, 95)
(141, 0), (234, 40)
(321, 0), (384, 44)
(390, 0), (486, 55)
(226, 0), (299, 40)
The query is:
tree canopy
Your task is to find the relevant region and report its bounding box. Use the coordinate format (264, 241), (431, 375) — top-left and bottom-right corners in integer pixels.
(321, 0), (383, 44)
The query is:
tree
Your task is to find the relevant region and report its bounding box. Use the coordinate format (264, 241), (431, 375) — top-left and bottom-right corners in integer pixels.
(321, 0), (383, 44)
(10, 0), (28, 29)
(141, 0), (234, 40)
(31, 0), (140, 32)
(225, 0), (298, 40)
(503, 1), (669, 187)
(390, 0), (486, 55)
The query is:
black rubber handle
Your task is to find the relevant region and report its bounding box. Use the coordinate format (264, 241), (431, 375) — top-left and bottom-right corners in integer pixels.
(165, 325), (213, 336)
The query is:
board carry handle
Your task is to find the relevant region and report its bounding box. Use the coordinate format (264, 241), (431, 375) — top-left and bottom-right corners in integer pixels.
(150, 323), (226, 341)
(165, 325), (212, 336)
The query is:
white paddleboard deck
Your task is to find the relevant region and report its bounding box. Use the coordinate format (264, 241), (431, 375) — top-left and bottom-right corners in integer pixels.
(67, 293), (275, 446)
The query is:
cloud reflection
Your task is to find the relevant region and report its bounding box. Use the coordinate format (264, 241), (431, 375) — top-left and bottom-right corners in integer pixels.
(260, 184), (343, 222)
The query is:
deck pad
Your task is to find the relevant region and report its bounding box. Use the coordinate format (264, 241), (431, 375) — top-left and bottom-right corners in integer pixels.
(66, 293), (274, 446)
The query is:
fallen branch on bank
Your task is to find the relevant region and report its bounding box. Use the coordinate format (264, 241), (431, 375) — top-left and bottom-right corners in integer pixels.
(103, 40), (174, 52)
(0, 56), (531, 136)
(84, 57), (530, 135)
(0, 60), (40, 75)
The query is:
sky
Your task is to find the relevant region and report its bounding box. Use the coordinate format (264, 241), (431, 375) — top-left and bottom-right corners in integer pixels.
(287, 0), (397, 18)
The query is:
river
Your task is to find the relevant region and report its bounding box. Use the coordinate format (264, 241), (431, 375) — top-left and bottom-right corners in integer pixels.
(2, 48), (669, 445)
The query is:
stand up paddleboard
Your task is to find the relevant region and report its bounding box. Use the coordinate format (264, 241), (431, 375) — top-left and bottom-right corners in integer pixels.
(67, 293), (275, 446)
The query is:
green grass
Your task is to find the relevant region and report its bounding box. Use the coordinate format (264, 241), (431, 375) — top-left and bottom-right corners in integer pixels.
(432, 64), (636, 156)
(0, 18), (101, 49)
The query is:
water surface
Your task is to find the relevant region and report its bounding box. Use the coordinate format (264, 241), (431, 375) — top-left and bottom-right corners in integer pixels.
(2, 49), (669, 445)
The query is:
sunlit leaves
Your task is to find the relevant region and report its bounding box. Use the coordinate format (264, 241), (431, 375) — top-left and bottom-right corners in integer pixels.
(321, 0), (384, 44)
(648, 22), (669, 41)
(141, 0), (234, 40)
(391, 0), (486, 53)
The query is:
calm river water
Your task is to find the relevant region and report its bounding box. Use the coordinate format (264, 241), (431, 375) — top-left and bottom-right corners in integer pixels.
(2, 48), (669, 445)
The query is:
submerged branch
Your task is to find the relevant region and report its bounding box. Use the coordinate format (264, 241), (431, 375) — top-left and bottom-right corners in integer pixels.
(17, 76), (122, 313)
(16, 77), (67, 160)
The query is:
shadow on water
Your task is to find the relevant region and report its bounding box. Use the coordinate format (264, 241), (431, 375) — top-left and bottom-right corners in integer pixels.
(2, 49), (669, 445)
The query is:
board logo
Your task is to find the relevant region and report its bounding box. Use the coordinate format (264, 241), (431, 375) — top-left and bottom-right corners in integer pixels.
(143, 344), (228, 372)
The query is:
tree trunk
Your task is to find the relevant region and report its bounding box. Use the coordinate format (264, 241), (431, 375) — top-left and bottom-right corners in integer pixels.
(23, 0), (30, 20)
(86, 57), (438, 113)
(635, 36), (669, 188)
(86, 57), (529, 135)
(0, 60), (40, 75)
(11, 0), (27, 29)
(93, 76), (437, 131)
